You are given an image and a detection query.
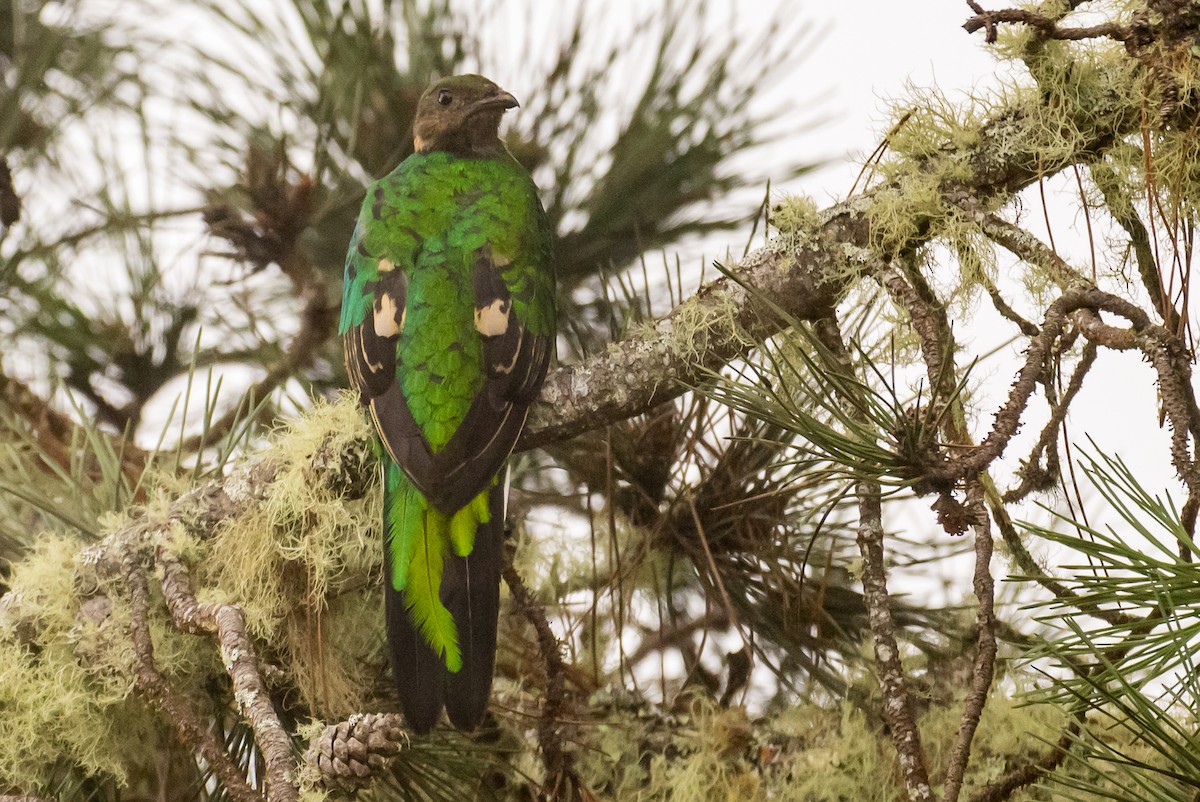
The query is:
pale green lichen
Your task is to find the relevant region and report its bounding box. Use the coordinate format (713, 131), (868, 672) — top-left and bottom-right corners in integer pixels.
(841, 2), (1200, 329)
(200, 393), (380, 717)
(566, 675), (1185, 801)
(770, 193), (820, 237)
(0, 393), (382, 793)
(0, 535), (155, 787)
(663, 284), (754, 367)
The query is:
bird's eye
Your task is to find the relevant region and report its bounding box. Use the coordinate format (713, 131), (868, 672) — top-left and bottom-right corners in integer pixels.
(437, 90), (452, 106)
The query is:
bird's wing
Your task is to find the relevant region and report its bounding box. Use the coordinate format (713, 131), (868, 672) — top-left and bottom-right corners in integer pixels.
(343, 195), (552, 514)
(420, 242), (553, 512)
(342, 200), (447, 502)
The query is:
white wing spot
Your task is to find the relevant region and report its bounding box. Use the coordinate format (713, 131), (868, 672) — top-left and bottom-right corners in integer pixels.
(474, 299), (510, 337)
(378, 257), (395, 273)
(374, 293), (402, 337)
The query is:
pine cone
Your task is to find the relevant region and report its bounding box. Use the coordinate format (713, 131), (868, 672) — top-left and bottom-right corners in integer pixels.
(301, 713), (408, 795)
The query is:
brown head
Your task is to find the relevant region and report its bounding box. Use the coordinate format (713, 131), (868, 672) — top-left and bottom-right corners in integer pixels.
(412, 75), (519, 157)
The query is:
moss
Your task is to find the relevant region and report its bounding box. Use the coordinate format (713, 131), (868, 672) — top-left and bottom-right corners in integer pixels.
(0, 393), (383, 791)
(200, 393), (380, 717)
(0, 536), (155, 788)
(770, 193), (820, 236)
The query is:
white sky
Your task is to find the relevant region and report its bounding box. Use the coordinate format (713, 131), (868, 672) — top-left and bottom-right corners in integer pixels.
(793, 1), (1003, 198)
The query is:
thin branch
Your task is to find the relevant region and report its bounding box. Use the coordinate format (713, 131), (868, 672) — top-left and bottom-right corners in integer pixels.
(928, 288), (1172, 483)
(943, 480), (997, 802)
(977, 271), (1039, 337)
(963, 4), (1129, 45)
(856, 485), (932, 801)
(1004, 342), (1098, 503)
(0, 157), (22, 230)
(971, 210), (1089, 290)
(156, 546), (298, 802)
(502, 558), (582, 800)
(123, 546), (263, 802)
(811, 316), (932, 800)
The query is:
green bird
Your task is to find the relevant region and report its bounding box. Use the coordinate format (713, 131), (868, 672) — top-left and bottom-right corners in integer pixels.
(340, 75), (555, 733)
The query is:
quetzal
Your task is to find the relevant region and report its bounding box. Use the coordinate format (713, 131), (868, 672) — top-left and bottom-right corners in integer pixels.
(340, 75), (555, 733)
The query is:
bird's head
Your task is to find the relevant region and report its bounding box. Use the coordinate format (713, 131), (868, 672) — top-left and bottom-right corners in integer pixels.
(412, 75), (519, 157)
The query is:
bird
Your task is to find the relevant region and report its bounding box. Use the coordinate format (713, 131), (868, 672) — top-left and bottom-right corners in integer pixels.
(339, 74), (555, 733)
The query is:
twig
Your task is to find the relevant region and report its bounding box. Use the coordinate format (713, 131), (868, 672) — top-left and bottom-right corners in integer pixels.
(123, 547), (264, 802)
(1092, 161), (1182, 331)
(1074, 309), (1137, 350)
(963, 4), (1129, 45)
(0, 369), (146, 491)
(928, 288), (1163, 482)
(971, 210), (1089, 290)
(977, 271), (1039, 337)
(988, 491), (1138, 628)
(1003, 342), (1097, 503)
(624, 610), (730, 667)
(501, 559), (578, 799)
(156, 547), (298, 802)
(943, 480), (997, 802)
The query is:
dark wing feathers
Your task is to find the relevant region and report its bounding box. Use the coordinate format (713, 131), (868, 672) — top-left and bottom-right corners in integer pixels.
(346, 242), (551, 515)
(441, 479), (505, 730)
(344, 267), (408, 401)
(366, 388), (439, 498)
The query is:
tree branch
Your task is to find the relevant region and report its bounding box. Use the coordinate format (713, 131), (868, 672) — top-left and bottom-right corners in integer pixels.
(123, 546), (263, 802)
(521, 49), (1141, 449)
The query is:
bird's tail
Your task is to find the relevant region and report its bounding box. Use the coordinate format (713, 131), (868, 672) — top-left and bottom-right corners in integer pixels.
(383, 462), (503, 733)
(441, 476), (503, 731)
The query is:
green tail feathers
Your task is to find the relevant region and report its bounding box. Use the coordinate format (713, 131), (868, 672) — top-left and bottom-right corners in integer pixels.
(384, 462), (492, 673)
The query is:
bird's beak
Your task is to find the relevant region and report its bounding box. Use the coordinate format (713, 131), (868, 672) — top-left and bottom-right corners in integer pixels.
(469, 91), (520, 116)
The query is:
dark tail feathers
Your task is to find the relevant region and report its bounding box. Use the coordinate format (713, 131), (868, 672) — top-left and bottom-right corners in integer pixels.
(385, 482), (503, 734)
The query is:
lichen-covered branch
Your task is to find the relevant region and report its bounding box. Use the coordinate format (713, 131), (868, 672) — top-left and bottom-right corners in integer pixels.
(521, 24), (1147, 449)
(155, 548), (297, 802)
(123, 548), (264, 802)
(855, 486), (932, 801)
(963, 3), (1130, 45)
(943, 481), (997, 802)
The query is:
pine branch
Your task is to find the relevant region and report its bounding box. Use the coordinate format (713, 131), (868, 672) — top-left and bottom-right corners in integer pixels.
(521, 36), (1144, 449)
